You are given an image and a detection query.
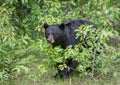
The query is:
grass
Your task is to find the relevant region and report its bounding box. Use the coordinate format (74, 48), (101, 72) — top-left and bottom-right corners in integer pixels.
(1, 73), (120, 85)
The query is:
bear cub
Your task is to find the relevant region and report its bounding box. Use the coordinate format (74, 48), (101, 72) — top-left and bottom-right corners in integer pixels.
(43, 19), (97, 78)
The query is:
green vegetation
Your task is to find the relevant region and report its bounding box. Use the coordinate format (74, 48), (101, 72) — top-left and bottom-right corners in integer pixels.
(0, 0), (120, 85)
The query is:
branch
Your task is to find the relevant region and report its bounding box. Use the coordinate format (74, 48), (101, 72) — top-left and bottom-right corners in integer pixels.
(91, 50), (96, 80)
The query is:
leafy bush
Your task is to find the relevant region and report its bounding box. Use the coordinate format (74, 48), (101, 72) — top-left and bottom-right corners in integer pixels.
(0, 0), (119, 82)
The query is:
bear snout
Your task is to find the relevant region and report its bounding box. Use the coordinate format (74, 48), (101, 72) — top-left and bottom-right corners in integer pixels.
(47, 35), (55, 44)
(47, 39), (51, 43)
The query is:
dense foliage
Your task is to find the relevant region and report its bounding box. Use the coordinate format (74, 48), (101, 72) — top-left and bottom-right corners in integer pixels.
(0, 0), (120, 82)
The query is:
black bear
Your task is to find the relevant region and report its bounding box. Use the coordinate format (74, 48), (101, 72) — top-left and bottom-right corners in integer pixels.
(43, 19), (97, 78)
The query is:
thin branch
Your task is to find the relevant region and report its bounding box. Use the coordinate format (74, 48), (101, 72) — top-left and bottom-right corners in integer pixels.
(92, 50), (96, 81)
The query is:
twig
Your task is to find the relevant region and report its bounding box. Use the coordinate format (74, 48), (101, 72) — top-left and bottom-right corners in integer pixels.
(96, 73), (103, 79)
(92, 51), (96, 81)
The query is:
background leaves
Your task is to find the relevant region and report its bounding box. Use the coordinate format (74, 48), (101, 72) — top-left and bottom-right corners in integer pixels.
(0, 0), (120, 82)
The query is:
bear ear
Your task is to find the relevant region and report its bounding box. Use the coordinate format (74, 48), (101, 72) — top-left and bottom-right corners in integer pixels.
(43, 23), (49, 29)
(59, 23), (65, 30)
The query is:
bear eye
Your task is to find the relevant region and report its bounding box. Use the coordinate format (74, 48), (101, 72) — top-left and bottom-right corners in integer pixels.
(46, 33), (50, 36)
(53, 33), (55, 36)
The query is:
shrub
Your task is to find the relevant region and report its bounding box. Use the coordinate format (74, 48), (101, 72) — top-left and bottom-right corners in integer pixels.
(0, 0), (119, 81)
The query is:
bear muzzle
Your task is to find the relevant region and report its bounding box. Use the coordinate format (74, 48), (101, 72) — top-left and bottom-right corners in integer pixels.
(47, 35), (55, 44)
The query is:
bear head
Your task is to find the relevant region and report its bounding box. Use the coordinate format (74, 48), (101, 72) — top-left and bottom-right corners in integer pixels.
(43, 23), (65, 44)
